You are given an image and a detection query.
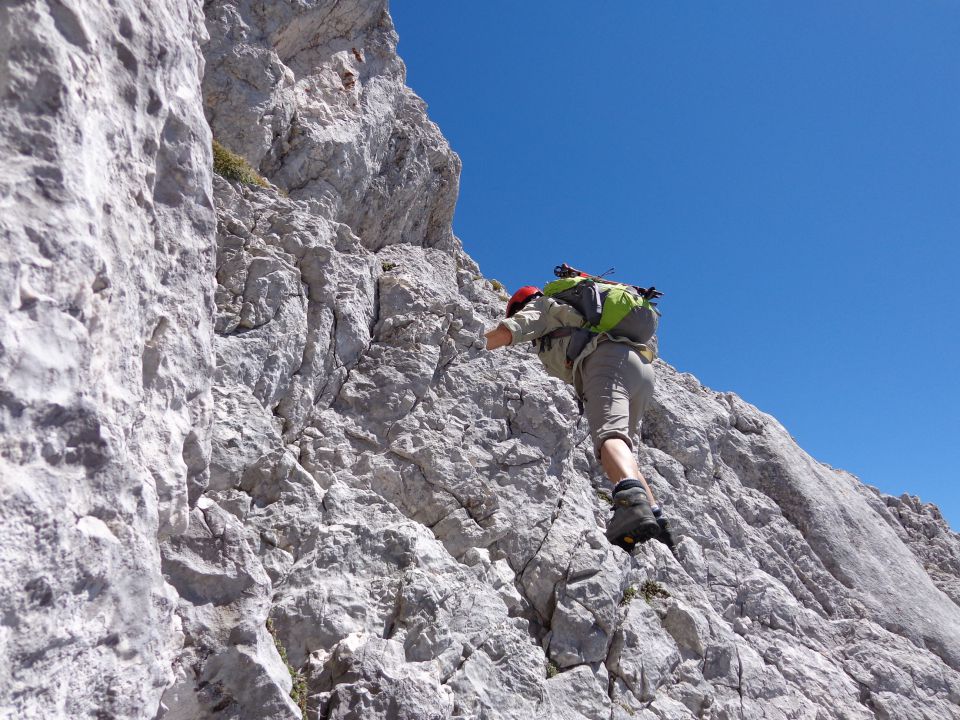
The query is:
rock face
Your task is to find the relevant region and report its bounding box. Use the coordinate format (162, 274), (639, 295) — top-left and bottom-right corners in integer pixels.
(2, 1), (960, 719)
(0, 1), (214, 718)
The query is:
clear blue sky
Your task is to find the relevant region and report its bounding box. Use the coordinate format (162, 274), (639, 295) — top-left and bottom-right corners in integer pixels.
(391, 1), (960, 530)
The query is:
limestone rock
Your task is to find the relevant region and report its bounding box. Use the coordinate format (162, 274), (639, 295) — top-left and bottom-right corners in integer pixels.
(3, 1), (960, 719)
(0, 0), (214, 717)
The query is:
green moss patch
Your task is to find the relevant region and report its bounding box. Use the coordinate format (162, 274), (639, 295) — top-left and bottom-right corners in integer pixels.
(212, 139), (269, 188)
(640, 580), (670, 603)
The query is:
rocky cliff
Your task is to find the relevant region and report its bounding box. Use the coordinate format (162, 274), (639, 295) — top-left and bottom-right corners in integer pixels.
(2, 2), (959, 719)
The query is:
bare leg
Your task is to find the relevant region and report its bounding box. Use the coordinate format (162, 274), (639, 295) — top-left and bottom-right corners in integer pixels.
(600, 438), (657, 506)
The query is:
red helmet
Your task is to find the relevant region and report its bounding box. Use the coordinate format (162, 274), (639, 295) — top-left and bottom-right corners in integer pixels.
(506, 286), (542, 317)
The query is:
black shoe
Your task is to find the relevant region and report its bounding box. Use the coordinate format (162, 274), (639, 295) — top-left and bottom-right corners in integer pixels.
(652, 508), (676, 551)
(605, 480), (660, 550)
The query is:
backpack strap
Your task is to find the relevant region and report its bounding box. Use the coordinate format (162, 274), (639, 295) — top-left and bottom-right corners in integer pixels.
(537, 327), (597, 366)
(539, 327), (657, 365)
(636, 347), (656, 363)
(535, 327), (569, 353)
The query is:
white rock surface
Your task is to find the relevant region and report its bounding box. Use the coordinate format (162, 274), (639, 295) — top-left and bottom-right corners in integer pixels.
(0, 0), (214, 717)
(2, 1), (960, 719)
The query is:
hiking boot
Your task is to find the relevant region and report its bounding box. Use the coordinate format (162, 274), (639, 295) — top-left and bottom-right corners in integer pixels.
(652, 507), (676, 552)
(606, 479), (660, 550)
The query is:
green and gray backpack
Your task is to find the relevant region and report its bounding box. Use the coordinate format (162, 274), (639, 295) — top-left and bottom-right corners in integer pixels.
(537, 265), (661, 365)
(543, 276), (659, 344)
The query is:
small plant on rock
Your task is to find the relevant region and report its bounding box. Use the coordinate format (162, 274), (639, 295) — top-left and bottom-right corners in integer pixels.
(212, 139), (269, 188)
(640, 580), (670, 603)
(546, 661), (560, 678)
(381, 261), (397, 271)
(490, 279), (504, 292)
(620, 585), (638, 606)
(267, 619), (308, 719)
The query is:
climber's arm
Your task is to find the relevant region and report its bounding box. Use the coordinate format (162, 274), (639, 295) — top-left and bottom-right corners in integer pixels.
(484, 324), (513, 350)
(486, 297), (563, 350)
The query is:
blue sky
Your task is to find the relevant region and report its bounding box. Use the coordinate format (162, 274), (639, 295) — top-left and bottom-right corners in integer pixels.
(391, 1), (960, 530)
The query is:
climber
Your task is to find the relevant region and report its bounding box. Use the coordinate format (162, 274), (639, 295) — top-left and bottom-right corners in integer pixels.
(483, 271), (675, 553)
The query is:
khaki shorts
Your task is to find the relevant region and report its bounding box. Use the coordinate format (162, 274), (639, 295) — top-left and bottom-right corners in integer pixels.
(579, 340), (655, 458)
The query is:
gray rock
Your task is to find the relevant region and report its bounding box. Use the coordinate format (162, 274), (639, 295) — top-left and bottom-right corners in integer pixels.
(0, 0), (214, 717)
(4, 1), (960, 719)
(315, 634), (454, 720)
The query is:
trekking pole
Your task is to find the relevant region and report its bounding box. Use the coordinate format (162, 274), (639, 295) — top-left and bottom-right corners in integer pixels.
(553, 263), (664, 300)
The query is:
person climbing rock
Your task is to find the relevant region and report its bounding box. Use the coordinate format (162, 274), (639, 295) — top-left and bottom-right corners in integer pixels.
(483, 266), (675, 552)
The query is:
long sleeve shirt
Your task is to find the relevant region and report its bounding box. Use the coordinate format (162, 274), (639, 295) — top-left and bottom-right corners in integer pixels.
(499, 295), (655, 396)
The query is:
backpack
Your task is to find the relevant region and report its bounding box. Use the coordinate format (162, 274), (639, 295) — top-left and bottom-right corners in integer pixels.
(543, 276), (659, 345)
